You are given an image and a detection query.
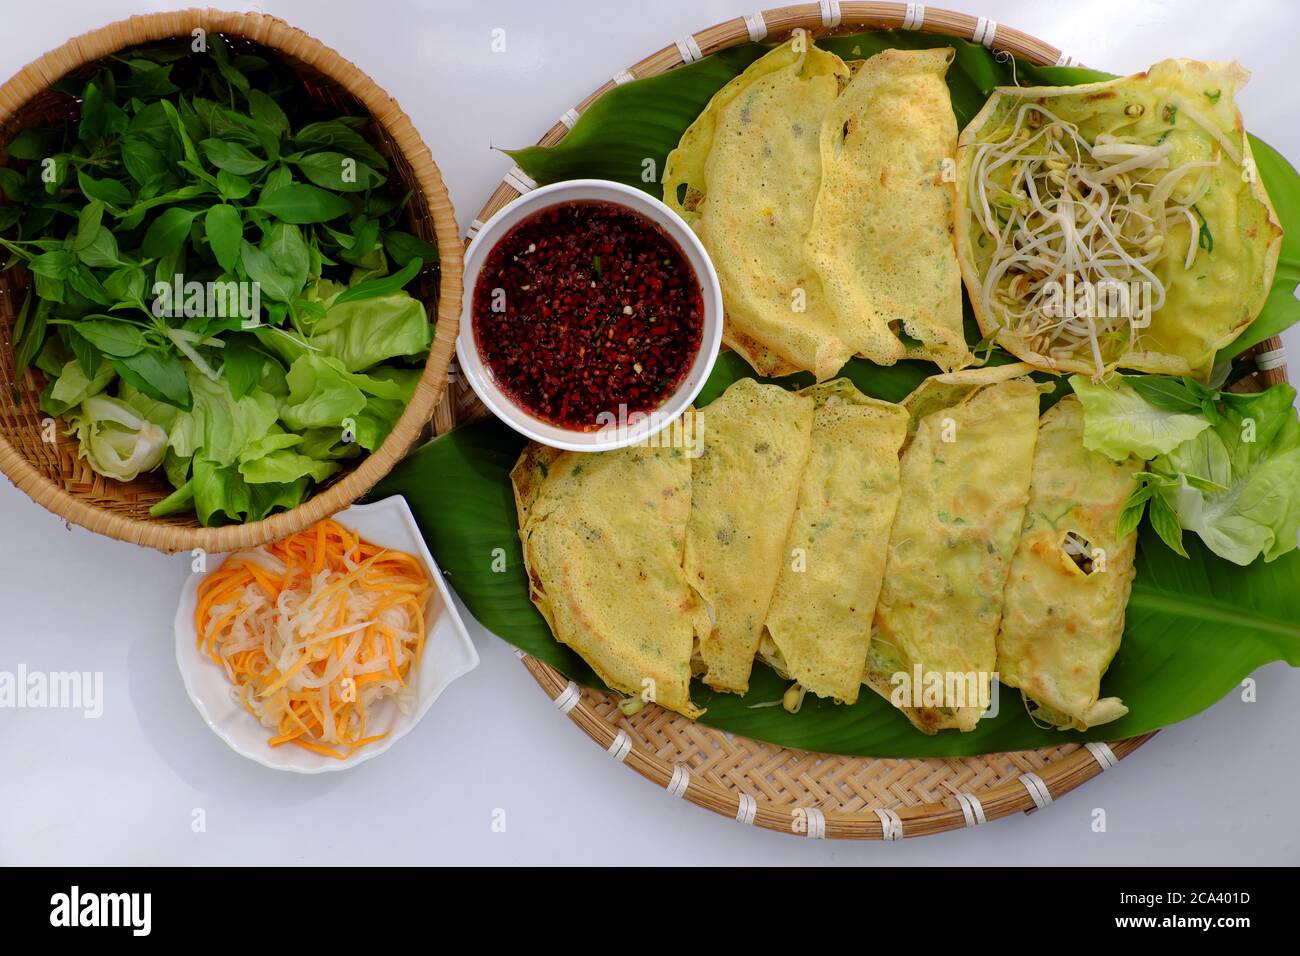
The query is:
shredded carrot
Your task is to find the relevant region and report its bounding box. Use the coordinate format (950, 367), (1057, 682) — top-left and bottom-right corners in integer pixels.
(195, 519), (432, 759)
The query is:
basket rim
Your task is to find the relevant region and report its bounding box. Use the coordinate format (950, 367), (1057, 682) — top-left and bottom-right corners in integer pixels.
(450, 1), (1290, 839)
(0, 7), (464, 553)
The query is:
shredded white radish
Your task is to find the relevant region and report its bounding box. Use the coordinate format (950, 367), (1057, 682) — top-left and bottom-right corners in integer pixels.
(195, 520), (432, 758)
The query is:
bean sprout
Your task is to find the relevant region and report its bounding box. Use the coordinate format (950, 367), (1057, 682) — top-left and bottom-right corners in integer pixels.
(968, 103), (1222, 376)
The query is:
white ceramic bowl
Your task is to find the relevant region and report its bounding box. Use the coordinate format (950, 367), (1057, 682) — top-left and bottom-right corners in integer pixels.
(174, 496), (479, 773)
(457, 178), (723, 451)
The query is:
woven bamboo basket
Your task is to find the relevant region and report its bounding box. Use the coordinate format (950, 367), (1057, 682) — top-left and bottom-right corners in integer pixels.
(443, 2), (1292, 839)
(0, 8), (463, 553)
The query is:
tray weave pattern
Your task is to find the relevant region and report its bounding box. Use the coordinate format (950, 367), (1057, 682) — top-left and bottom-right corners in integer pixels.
(451, 2), (1287, 839)
(0, 8), (463, 552)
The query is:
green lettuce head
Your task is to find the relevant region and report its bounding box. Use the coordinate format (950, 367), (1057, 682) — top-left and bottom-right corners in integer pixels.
(66, 395), (170, 482)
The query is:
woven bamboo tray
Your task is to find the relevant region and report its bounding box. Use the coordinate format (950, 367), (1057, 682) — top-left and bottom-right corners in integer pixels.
(441, 2), (1292, 839)
(0, 8), (463, 553)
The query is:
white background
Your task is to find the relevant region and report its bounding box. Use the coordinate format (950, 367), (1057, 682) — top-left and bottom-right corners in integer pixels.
(1, 0), (1298, 866)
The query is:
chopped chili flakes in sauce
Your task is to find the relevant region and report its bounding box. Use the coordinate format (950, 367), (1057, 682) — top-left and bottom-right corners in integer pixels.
(472, 200), (704, 430)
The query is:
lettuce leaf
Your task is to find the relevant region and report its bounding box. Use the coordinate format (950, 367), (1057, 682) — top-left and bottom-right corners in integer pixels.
(168, 368), (279, 466)
(41, 358), (116, 416)
(1151, 384), (1300, 565)
(191, 455), (311, 525)
(1070, 373), (1211, 460)
(307, 292), (431, 372)
(65, 395), (169, 481)
(280, 354), (368, 431)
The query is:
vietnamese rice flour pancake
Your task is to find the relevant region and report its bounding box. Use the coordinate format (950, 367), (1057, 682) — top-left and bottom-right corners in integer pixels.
(761, 380), (908, 704)
(511, 433), (707, 719)
(808, 47), (969, 371)
(686, 379), (814, 694)
(663, 37), (853, 380)
(996, 396), (1140, 730)
(866, 366), (1041, 733)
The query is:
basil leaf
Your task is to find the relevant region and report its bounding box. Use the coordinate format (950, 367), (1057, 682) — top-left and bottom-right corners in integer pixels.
(76, 171), (132, 208)
(293, 151), (383, 192)
(257, 183), (351, 223)
(76, 227), (123, 269)
(75, 319), (147, 357)
(199, 138), (267, 176)
(331, 256), (422, 306)
(127, 100), (172, 149)
(111, 350), (191, 410)
(240, 240), (297, 302)
(293, 119), (388, 170)
(209, 35), (250, 94)
(216, 169), (253, 201)
(0, 166), (28, 202)
(62, 325), (101, 378)
(32, 271), (64, 303)
(1148, 492), (1190, 558)
(258, 164), (294, 204)
(67, 264), (113, 307)
(247, 89), (289, 137)
(121, 136), (167, 185)
(1125, 374), (1204, 415)
(5, 128), (60, 161)
(204, 203), (243, 273)
(340, 216), (380, 264)
(384, 229), (440, 267)
(78, 81), (129, 139)
(13, 292), (47, 377)
(142, 206), (199, 259)
(262, 221), (309, 292)
(103, 265), (146, 305)
(74, 200), (105, 250)
(117, 62), (178, 99)
(1117, 487), (1150, 539)
(222, 334), (265, 400)
(29, 249), (74, 279)
(159, 99), (199, 165)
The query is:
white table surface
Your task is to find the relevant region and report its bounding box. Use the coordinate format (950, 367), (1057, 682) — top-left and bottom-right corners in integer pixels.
(1, 0), (1297, 866)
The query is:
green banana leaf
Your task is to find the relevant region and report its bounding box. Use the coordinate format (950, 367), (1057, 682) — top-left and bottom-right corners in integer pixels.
(506, 30), (1300, 360)
(371, 355), (1300, 756)
(370, 30), (1300, 757)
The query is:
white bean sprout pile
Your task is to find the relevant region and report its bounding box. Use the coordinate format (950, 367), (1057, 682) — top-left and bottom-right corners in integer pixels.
(968, 101), (1230, 376)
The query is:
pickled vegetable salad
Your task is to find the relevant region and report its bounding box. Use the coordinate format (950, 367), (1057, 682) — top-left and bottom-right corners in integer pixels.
(195, 520), (432, 758)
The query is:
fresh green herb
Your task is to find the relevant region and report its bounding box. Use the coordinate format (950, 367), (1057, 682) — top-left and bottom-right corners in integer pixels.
(1147, 384), (1300, 565)
(1086, 375), (1300, 565)
(0, 34), (440, 525)
(1069, 373), (1212, 460)
(1192, 204), (1214, 253)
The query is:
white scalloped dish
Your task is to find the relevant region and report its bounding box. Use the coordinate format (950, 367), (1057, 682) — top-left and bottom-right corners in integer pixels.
(174, 496), (479, 773)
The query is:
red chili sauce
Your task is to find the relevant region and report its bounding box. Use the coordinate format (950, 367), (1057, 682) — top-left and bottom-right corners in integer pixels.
(472, 200), (704, 430)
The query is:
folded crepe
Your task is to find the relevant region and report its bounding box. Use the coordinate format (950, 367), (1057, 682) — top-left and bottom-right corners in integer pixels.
(686, 378), (814, 694)
(957, 59), (1282, 379)
(808, 47), (969, 370)
(865, 365), (1042, 732)
(761, 380), (909, 704)
(663, 36), (853, 380)
(511, 432), (707, 719)
(996, 396), (1140, 730)
(665, 40), (971, 381)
